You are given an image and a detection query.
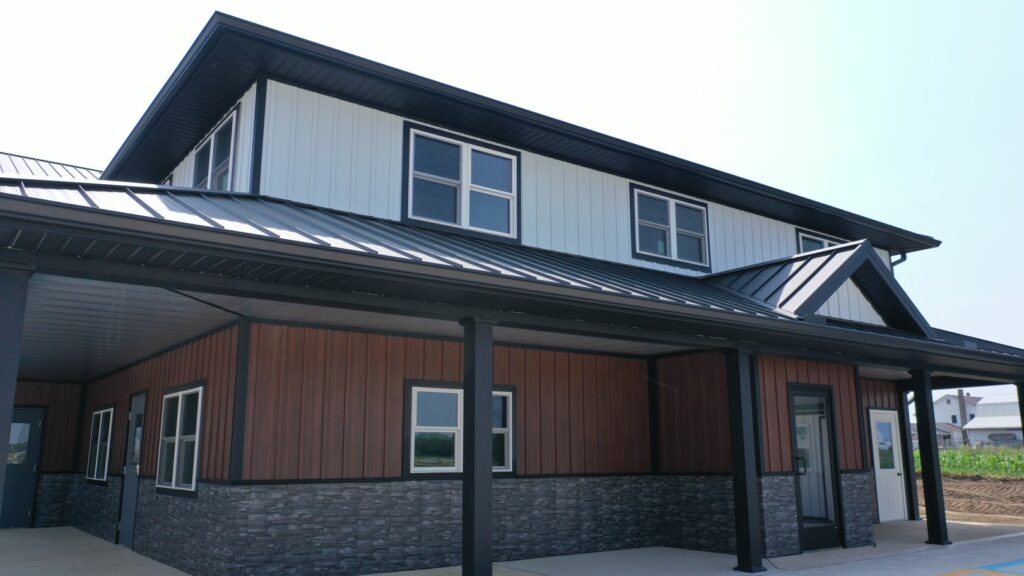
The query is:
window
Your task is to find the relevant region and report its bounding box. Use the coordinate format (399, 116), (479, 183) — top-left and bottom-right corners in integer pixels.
(970, 413), (975, 420)
(407, 127), (518, 238)
(409, 386), (513, 474)
(797, 230), (843, 253)
(951, 414), (958, 424)
(86, 408), (113, 481)
(156, 387), (203, 491)
(631, 185), (709, 267)
(192, 112), (235, 191)
(946, 399), (951, 405)
(161, 174), (173, 186)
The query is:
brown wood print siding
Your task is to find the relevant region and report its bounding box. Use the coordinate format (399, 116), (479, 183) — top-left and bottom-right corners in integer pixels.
(655, 352), (731, 474)
(242, 323), (650, 481)
(861, 379), (901, 411)
(79, 325), (239, 481)
(15, 381), (82, 472)
(758, 356), (865, 473)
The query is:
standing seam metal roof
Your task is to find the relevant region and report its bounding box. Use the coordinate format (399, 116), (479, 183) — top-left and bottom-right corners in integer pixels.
(0, 152), (102, 181)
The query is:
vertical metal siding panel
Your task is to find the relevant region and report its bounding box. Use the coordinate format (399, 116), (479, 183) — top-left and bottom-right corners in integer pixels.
(273, 327), (303, 480)
(568, 354), (585, 474)
(350, 106), (375, 216)
(553, 352), (572, 474)
(581, 355), (598, 474)
(601, 174), (618, 264)
(321, 331), (349, 479)
(562, 165), (579, 256)
(539, 351), (557, 474)
(423, 340), (443, 381)
(523, 348), (541, 475)
(311, 93), (337, 210)
(507, 347), (527, 474)
(441, 341), (461, 383)
(363, 334), (388, 478)
(520, 153), (538, 247)
(299, 328), (326, 479)
(263, 81), (294, 201)
(243, 324), (260, 479)
(332, 90), (356, 213)
(383, 336), (406, 478)
(534, 156), (552, 251)
(343, 332), (368, 478)
(369, 110), (393, 219)
(576, 169), (592, 258)
(759, 357), (778, 473)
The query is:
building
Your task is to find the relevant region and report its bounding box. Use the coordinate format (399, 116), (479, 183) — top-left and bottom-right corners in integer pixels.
(2, 12), (1024, 576)
(933, 393), (979, 427)
(964, 397), (1023, 446)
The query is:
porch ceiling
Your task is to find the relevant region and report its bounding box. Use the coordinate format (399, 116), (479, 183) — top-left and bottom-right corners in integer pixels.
(19, 274), (236, 382)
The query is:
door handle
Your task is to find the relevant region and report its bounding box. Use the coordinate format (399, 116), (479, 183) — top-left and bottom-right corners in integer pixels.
(796, 457), (807, 475)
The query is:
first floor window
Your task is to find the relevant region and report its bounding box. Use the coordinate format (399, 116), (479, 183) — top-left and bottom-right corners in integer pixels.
(632, 185), (709, 266)
(86, 407), (113, 481)
(410, 386), (513, 474)
(192, 112), (235, 191)
(156, 386), (203, 491)
(408, 127), (518, 238)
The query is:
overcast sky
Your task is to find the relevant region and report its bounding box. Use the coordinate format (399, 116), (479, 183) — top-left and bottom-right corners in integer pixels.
(3, 1), (1021, 401)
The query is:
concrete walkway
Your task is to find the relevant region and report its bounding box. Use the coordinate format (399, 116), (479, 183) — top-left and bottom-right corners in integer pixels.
(0, 527), (187, 576)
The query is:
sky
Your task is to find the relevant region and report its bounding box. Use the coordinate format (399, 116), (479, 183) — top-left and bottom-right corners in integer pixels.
(2, 1), (1022, 401)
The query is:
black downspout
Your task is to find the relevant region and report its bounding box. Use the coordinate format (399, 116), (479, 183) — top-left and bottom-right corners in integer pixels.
(725, 349), (766, 573)
(910, 370), (950, 544)
(461, 318), (494, 576)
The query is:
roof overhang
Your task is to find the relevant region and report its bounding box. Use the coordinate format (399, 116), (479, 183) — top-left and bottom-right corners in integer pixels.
(102, 12), (940, 255)
(0, 177), (1019, 380)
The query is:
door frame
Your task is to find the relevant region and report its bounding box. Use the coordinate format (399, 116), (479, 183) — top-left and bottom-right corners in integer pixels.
(117, 391), (147, 548)
(788, 383), (846, 552)
(4, 405), (46, 528)
(869, 408), (908, 522)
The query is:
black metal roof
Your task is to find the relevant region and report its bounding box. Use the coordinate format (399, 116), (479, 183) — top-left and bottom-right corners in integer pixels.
(1, 174), (1022, 379)
(102, 12), (940, 255)
(0, 151), (101, 180)
(707, 241), (935, 337)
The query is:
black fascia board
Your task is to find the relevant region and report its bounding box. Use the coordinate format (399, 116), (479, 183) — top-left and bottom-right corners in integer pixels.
(102, 12), (940, 254)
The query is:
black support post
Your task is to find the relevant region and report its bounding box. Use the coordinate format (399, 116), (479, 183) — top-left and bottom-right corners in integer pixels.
(896, 385), (920, 520)
(1016, 382), (1024, 448)
(725, 349), (765, 573)
(0, 266), (31, 516)
(461, 318), (494, 576)
(910, 369), (950, 545)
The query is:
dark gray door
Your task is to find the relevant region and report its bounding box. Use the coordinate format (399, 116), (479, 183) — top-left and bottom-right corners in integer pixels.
(118, 393), (146, 548)
(1, 407), (44, 528)
(791, 388), (843, 551)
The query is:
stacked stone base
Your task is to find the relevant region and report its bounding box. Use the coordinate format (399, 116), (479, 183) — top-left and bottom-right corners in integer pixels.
(34, 471), (876, 575)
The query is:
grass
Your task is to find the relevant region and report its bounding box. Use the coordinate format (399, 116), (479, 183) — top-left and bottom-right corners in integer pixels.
(914, 447), (1024, 479)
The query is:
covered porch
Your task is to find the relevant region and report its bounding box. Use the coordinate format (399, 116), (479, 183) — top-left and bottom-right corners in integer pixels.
(2, 176), (1024, 575)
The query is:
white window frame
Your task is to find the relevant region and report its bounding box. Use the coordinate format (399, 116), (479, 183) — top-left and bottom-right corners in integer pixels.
(85, 407), (114, 481)
(797, 231), (842, 253)
(409, 386), (514, 474)
(155, 386), (203, 491)
(407, 128), (519, 239)
(191, 111), (237, 191)
(632, 188), (709, 266)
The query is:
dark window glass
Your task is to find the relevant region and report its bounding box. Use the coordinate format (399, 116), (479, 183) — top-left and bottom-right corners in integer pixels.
(637, 194), (669, 225)
(675, 204), (705, 234)
(414, 136), (460, 180)
(181, 393), (199, 436)
(89, 414), (101, 472)
(800, 237), (826, 252)
(8, 423), (29, 465)
(412, 179), (458, 223)
(162, 397), (178, 438)
(159, 440), (175, 484)
(875, 422), (895, 469)
(469, 191), (511, 233)
(414, 432), (456, 468)
(193, 142), (210, 188)
(129, 413), (144, 465)
(212, 119), (232, 168)
(178, 439), (196, 485)
(492, 396), (508, 428)
(471, 150), (512, 192)
(639, 225), (668, 255)
(676, 233), (704, 263)
(492, 433), (506, 467)
(416, 391), (459, 427)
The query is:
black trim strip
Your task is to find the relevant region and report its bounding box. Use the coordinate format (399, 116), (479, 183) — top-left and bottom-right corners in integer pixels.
(249, 76), (267, 195)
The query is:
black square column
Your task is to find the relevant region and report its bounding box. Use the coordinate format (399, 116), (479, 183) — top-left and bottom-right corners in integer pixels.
(910, 369), (950, 545)
(461, 318), (494, 576)
(0, 266), (31, 516)
(896, 386), (920, 520)
(725, 349), (765, 573)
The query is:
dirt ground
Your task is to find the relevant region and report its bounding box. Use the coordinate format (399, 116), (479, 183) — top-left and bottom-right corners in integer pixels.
(918, 476), (1024, 525)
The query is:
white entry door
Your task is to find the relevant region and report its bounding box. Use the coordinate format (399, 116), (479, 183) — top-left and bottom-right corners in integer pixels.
(870, 409), (908, 522)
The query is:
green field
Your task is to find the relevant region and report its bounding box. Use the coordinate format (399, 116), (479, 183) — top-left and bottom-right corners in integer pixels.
(914, 448), (1024, 478)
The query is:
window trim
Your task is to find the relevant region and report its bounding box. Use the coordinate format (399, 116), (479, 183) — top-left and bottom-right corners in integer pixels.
(796, 228), (846, 253)
(190, 109), (237, 191)
(628, 183), (711, 272)
(404, 380), (516, 476)
(402, 122), (522, 243)
(155, 384), (204, 492)
(85, 407), (114, 482)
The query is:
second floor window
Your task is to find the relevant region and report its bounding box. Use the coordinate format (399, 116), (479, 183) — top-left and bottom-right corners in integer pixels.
(632, 185), (709, 267)
(192, 113), (235, 191)
(407, 127), (518, 238)
(798, 230), (842, 253)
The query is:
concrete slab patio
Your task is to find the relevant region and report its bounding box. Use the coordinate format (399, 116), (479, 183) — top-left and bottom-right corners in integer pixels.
(2, 521), (1023, 576)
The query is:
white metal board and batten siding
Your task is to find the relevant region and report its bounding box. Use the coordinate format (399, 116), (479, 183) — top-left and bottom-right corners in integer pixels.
(166, 83), (257, 193)
(257, 78), (896, 326)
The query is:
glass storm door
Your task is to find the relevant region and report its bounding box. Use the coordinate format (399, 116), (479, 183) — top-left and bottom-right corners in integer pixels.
(870, 409), (908, 522)
(792, 389), (842, 551)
